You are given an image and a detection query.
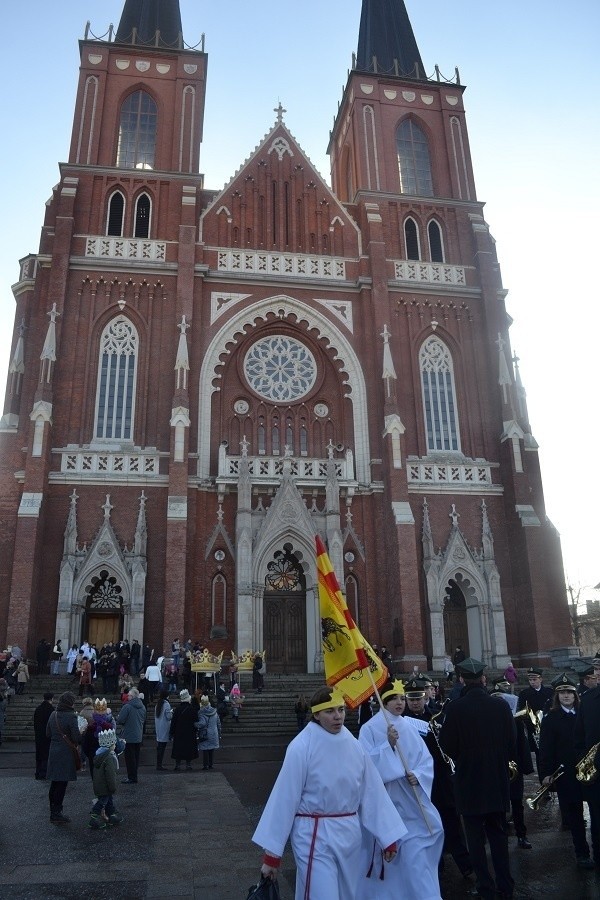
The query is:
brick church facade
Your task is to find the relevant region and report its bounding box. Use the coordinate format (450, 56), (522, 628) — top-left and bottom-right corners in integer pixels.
(0, 0), (574, 671)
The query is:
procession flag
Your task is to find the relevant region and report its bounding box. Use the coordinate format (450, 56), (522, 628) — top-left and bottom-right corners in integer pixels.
(316, 534), (388, 708)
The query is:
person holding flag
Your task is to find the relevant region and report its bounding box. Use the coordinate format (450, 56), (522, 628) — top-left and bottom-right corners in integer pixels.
(357, 678), (444, 900)
(252, 684), (407, 900)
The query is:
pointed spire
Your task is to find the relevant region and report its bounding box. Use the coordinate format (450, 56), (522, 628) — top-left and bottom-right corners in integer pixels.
(512, 351), (531, 431)
(116, 0), (183, 49)
(40, 304), (60, 363)
(356, 0), (425, 78)
(64, 489), (79, 555)
(134, 491), (147, 556)
(422, 498), (434, 559)
(174, 316), (190, 390)
(9, 320), (26, 375)
(481, 500), (494, 559)
(381, 324), (397, 397)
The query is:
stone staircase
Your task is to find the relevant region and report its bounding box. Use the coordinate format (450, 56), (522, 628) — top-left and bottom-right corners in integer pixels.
(1, 673), (337, 742)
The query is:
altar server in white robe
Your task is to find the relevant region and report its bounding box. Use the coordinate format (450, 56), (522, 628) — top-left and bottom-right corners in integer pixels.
(357, 679), (444, 900)
(253, 685), (407, 900)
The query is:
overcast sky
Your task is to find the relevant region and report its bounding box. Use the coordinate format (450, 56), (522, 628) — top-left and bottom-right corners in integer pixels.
(1, 1), (599, 599)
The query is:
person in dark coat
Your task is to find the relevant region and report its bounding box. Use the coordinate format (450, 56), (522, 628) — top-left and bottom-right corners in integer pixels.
(540, 674), (594, 869)
(574, 679), (600, 867)
(252, 654), (264, 693)
(516, 666), (553, 771)
(439, 658), (516, 900)
(45, 691), (81, 824)
(452, 646), (466, 667)
(170, 689), (200, 771)
(404, 677), (472, 878)
(33, 692), (55, 780)
(36, 639), (51, 675)
(116, 687), (146, 784)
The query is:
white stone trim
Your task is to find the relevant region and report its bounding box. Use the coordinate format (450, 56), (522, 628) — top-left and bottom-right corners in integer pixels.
(197, 295), (371, 484)
(392, 501), (414, 525)
(393, 260), (466, 286)
(85, 237), (166, 262)
(215, 249), (346, 281)
(168, 496), (188, 520)
(18, 492), (43, 517)
(515, 505), (541, 527)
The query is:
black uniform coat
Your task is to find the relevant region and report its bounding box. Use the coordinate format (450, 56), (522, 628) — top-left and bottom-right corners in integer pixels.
(33, 700), (54, 749)
(574, 686), (600, 782)
(440, 683), (516, 816)
(539, 706), (583, 804)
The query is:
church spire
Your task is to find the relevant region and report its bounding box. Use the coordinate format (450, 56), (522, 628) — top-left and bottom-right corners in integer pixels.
(116, 0), (183, 49)
(356, 0), (425, 77)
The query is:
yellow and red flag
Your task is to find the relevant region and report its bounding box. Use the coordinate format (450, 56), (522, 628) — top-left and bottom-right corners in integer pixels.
(316, 535), (388, 708)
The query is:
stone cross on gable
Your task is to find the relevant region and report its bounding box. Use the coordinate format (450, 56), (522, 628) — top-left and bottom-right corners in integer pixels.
(102, 495), (113, 520)
(274, 100), (287, 124)
(449, 503), (460, 527)
(284, 444), (293, 459)
(495, 332), (505, 353)
(47, 303), (60, 324)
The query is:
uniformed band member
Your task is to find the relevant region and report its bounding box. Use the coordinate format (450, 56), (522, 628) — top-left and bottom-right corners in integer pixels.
(403, 677), (473, 879)
(440, 657), (516, 900)
(539, 673), (595, 869)
(574, 674), (600, 869)
(573, 661), (598, 698)
(516, 667), (552, 771)
(492, 680), (518, 715)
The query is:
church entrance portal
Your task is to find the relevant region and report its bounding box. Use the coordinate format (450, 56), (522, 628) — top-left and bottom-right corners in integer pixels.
(263, 545), (307, 673)
(443, 577), (469, 657)
(82, 570), (124, 647)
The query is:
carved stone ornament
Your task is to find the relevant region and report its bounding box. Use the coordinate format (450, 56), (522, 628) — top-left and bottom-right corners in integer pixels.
(234, 399), (250, 415)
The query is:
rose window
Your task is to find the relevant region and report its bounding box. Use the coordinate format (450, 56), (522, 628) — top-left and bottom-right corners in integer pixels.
(243, 335), (317, 403)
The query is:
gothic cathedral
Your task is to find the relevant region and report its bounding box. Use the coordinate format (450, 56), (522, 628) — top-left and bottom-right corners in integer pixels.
(0, 0), (574, 671)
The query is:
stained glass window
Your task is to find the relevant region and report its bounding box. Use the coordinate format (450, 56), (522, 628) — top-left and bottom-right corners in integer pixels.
(265, 547), (305, 592)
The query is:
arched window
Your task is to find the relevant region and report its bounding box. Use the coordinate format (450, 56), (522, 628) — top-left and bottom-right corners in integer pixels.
(116, 90), (157, 169)
(404, 217), (420, 260)
(211, 574), (227, 630)
(107, 191), (125, 236)
(94, 316), (138, 441)
(428, 220), (444, 262)
(419, 336), (460, 452)
(396, 119), (433, 197)
(134, 193), (151, 238)
(345, 575), (359, 625)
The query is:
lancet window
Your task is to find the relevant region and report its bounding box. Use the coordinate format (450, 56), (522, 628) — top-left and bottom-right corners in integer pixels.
(107, 191), (125, 236)
(419, 336), (460, 452)
(94, 316), (138, 441)
(116, 90), (157, 170)
(396, 119), (433, 197)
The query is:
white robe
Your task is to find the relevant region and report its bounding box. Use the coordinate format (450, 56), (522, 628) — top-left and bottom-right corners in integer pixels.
(252, 722), (407, 900)
(357, 710), (444, 900)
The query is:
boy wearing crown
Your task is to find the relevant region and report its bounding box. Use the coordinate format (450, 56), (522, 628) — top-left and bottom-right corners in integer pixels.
(90, 728), (124, 829)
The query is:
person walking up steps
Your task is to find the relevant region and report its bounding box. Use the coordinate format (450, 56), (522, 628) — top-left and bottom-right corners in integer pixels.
(90, 728), (124, 829)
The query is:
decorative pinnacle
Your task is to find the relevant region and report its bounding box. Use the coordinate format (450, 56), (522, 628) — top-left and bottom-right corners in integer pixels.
(274, 101), (286, 124)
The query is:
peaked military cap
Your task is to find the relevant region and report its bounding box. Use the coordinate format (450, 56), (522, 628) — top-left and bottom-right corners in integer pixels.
(552, 672), (578, 691)
(572, 660), (595, 677)
(526, 666), (543, 677)
(404, 677), (428, 698)
(455, 657), (486, 677)
(494, 679), (511, 691)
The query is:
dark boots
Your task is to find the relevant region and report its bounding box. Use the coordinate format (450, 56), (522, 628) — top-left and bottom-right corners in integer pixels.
(50, 804), (70, 825)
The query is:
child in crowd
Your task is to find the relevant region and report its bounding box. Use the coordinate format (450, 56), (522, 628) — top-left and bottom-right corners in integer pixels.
(90, 729), (124, 829)
(230, 682), (243, 722)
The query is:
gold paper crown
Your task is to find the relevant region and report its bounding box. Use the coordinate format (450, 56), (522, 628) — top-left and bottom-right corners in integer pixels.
(311, 688), (346, 713)
(94, 698), (108, 712)
(381, 679), (405, 703)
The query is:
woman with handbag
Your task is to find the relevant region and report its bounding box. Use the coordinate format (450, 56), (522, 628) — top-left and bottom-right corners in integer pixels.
(45, 691), (82, 824)
(154, 689), (173, 770)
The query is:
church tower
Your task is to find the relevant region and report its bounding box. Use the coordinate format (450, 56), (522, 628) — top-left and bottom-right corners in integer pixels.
(0, 0), (574, 672)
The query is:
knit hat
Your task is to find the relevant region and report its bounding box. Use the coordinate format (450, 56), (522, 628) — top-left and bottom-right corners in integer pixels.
(199, 694), (210, 707)
(230, 684), (241, 697)
(58, 692), (76, 709)
(81, 697), (94, 708)
(180, 689), (192, 703)
(94, 698), (108, 712)
(98, 728), (117, 748)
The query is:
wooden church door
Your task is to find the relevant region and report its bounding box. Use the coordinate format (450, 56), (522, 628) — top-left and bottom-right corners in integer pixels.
(263, 545), (307, 673)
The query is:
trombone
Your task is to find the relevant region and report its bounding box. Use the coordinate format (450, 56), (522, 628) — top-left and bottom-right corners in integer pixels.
(526, 764), (564, 810)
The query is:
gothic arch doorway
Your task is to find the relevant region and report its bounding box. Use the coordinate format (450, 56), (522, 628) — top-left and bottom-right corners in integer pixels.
(82, 569), (124, 648)
(263, 544), (307, 673)
(443, 574), (473, 657)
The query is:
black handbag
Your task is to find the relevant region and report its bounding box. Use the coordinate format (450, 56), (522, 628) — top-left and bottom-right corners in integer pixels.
(245, 876), (281, 900)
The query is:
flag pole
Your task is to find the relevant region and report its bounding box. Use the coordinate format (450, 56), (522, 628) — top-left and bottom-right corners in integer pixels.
(366, 668), (433, 835)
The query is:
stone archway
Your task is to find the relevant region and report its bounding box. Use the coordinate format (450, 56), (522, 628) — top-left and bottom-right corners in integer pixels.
(83, 569), (124, 648)
(263, 544), (307, 673)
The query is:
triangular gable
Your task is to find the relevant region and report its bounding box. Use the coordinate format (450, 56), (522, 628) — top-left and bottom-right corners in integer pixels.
(201, 119), (360, 256)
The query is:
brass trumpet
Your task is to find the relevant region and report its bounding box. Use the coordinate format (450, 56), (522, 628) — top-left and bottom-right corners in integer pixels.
(526, 764), (564, 809)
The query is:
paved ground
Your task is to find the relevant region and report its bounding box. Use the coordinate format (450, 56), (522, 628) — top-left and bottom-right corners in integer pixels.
(1, 739), (600, 899)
